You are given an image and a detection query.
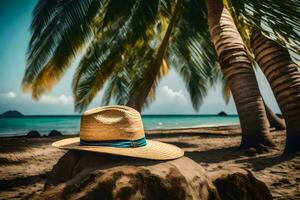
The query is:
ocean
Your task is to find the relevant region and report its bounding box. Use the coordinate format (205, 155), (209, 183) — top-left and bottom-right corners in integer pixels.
(0, 115), (239, 137)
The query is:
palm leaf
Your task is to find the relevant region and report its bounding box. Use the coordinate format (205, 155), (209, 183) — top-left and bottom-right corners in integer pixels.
(168, 0), (218, 111)
(222, 79), (231, 104)
(230, 0), (300, 55)
(125, 0), (182, 111)
(73, 0), (160, 112)
(29, 0), (60, 49)
(23, 0), (103, 96)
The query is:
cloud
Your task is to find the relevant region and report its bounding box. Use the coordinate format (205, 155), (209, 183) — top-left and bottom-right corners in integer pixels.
(39, 94), (73, 105)
(161, 85), (187, 102)
(143, 85), (192, 114)
(0, 92), (73, 106)
(6, 91), (17, 98)
(0, 91), (17, 99)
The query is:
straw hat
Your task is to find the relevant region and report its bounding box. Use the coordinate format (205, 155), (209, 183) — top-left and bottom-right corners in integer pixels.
(52, 105), (184, 160)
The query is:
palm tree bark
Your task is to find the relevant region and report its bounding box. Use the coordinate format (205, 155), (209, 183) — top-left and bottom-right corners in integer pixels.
(206, 0), (273, 149)
(263, 100), (286, 130)
(126, 0), (182, 112)
(251, 30), (300, 153)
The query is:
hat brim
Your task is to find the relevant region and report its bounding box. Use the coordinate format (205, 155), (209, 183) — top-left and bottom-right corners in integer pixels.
(52, 138), (184, 160)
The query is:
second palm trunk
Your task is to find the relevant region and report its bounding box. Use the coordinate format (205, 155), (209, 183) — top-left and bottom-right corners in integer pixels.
(251, 30), (300, 153)
(206, 0), (273, 149)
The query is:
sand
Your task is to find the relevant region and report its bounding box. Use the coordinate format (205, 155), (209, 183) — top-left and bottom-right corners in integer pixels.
(0, 125), (299, 200)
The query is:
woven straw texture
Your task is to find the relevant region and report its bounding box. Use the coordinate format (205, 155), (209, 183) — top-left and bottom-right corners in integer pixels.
(52, 105), (184, 160)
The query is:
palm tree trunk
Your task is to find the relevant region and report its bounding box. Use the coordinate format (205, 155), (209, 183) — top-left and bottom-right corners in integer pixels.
(126, 0), (182, 112)
(206, 0), (273, 149)
(263, 100), (286, 130)
(251, 30), (300, 153)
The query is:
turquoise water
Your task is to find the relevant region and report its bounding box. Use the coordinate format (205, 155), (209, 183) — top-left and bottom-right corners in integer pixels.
(0, 115), (239, 137)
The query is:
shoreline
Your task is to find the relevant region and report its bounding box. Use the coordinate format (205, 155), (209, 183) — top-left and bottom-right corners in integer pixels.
(0, 114), (239, 118)
(0, 123), (240, 138)
(146, 122), (240, 131)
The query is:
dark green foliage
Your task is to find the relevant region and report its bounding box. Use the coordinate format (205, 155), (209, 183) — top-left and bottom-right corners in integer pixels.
(168, 0), (218, 110)
(72, 0), (160, 111)
(23, 0), (299, 112)
(230, 0), (300, 54)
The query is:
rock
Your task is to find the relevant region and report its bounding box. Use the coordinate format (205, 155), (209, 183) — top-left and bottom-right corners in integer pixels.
(26, 130), (40, 138)
(208, 167), (272, 200)
(48, 130), (62, 137)
(36, 151), (220, 200)
(217, 111), (227, 116)
(244, 144), (270, 156)
(244, 148), (257, 157)
(1, 110), (23, 117)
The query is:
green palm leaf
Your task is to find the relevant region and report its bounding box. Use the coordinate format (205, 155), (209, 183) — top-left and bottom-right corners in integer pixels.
(73, 0), (160, 112)
(23, 0), (103, 96)
(168, 0), (218, 111)
(29, 0), (60, 49)
(230, 0), (300, 54)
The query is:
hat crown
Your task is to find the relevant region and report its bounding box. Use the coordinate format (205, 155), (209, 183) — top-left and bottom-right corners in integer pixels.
(80, 106), (145, 141)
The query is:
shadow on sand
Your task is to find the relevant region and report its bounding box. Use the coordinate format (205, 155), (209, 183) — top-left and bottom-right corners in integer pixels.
(0, 172), (49, 191)
(235, 154), (296, 171)
(166, 141), (199, 148)
(0, 157), (25, 165)
(185, 145), (297, 172)
(185, 146), (242, 163)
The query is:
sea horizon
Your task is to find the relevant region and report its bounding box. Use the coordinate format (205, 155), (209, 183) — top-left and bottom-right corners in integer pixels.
(0, 113), (239, 117)
(0, 114), (239, 137)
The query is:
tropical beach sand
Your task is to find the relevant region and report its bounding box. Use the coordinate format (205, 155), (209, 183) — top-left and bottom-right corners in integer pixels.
(0, 125), (299, 200)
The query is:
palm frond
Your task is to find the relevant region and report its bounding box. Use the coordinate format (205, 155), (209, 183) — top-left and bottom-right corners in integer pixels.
(23, 0), (103, 96)
(100, 0), (174, 109)
(160, 0), (177, 17)
(168, 0), (218, 111)
(142, 57), (170, 107)
(101, 21), (168, 108)
(101, 71), (130, 106)
(73, 0), (160, 112)
(222, 79), (231, 104)
(125, 0), (182, 111)
(230, 0), (300, 55)
(29, 0), (60, 49)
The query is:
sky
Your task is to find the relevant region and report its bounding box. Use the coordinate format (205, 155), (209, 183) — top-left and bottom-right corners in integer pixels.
(0, 0), (281, 115)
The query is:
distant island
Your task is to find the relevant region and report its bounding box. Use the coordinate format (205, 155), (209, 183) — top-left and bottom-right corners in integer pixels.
(0, 110), (24, 117)
(217, 111), (227, 116)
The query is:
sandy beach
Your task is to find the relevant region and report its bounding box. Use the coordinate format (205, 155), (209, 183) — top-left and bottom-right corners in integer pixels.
(0, 125), (299, 200)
